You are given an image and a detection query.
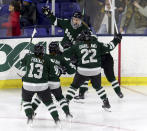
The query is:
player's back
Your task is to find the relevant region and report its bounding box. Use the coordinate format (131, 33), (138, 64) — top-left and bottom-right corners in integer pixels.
(74, 38), (102, 76)
(22, 53), (50, 83)
(48, 54), (63, 82)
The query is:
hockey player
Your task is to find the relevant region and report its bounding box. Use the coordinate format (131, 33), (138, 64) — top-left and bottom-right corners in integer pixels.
(75, 49), (124, 100)
(31, 41), (75, 118)
(21, 43), (60, 125)
(42, 6), (89, 48)
(63, 29), (122, 110)
(42, 6), (123, 101)
(42, 6), (93, 98)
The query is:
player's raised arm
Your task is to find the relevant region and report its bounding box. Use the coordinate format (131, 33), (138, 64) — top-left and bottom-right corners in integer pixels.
(42, 6), (68, 29)
(100, 33), (122, 54)
(60, 57), (75, 75)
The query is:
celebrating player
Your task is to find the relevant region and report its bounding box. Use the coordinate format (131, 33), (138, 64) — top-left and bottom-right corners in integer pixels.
(20, 43), (60, 125)
(32, 41), (75, 119)
(42, 6), (94, 98)
(63, 29), (122, 110)
(75, 44), (124, 100)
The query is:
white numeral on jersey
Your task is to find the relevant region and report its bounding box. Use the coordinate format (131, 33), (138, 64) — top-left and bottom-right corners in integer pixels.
(54, 65), (60, 76)
(81, 49), (97, 64)
(28, 63), (43, 79)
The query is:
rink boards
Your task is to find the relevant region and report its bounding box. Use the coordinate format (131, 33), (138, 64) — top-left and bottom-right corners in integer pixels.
(0, 36), (147, 88)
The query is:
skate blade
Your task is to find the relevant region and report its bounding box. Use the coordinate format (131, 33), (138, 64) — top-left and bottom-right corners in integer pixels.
(103, 108), (111, 112)
(63, 117), (72, 129)
(55, 121), (62, 129)
(27, 119), (33, 127)
(27, 122), (33, 128)
(74, 99), (85, 104)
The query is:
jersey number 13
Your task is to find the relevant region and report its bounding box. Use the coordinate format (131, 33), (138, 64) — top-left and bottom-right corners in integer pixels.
(28, 63), (43, 79)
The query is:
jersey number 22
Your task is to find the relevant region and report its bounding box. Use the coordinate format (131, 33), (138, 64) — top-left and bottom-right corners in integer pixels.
(81, 49), (97, 64)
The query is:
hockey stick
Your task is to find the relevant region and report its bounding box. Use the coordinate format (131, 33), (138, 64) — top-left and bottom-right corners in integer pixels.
(108, 0), (119, 33)
(6, 28), (37, 78)
(46, 0), (49, 6)
(6, 27), (37, 58)
(108, 0), (122, 84)
(0, 42), (6, 51)
(8, 62), (23, 77)
(7, 27), (37, 60)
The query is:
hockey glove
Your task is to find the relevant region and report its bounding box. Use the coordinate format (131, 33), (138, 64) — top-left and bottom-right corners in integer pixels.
(114, 33), (122, 43)
(42, 6), (51, 16)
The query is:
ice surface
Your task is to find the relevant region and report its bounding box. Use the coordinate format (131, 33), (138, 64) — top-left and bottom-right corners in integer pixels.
(0, 86), (147, 131)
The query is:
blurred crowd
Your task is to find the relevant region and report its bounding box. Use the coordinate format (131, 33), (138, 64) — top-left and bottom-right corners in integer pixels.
(78, 0), (147, 34)
(0, 0), (147, 37)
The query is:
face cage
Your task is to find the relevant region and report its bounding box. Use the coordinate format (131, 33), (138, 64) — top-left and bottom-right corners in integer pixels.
(71, 18), (82, 29)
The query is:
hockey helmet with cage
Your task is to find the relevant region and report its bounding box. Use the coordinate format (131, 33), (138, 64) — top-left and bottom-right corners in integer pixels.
(49, 41), (60, 54)
(73, 11), (82, 19)
(34, 43), (45, 57)
(76, 29), (91, 41)
(71, 11), (82, 29)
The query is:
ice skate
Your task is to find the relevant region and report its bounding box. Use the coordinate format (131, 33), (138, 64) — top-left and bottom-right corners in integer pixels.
(74, 95), (84, 100)
(117, 92), (124, 98)
(55, 118), (62, 129)
(102, 98), (111, 112)
(66, 113), (73, 122)
(27, 116), (33, 127)
(74, 94), (85, 104)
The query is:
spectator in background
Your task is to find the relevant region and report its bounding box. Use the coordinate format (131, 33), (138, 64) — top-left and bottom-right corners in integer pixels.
(96, 0), (125, 34)
(77, 0), (105, 33)
(77, 0), (125, 34)
(115, 0), (125, 24)
(120, 0), (147, 34)
(20, 0), (36, 27)
(1, 0), (21, 36)
(96, 0), (112, 34)
(133, 0), (147, 17)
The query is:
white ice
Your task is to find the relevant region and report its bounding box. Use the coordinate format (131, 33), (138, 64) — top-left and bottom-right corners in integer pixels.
(0, 86), (147, 131)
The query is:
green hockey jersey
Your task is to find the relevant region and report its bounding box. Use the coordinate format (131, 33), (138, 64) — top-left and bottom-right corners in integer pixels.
(48, 54), (75, 82)
(21, 54), (51, 83)
(47, 14), (88, 46)
(63, 37), (119, 76)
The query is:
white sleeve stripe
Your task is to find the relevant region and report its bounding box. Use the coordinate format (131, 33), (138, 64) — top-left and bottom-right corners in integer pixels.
(109, 42), (115, 49)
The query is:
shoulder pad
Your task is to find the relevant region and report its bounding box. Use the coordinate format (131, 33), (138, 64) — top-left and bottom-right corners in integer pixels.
(91, 36), (98, 41)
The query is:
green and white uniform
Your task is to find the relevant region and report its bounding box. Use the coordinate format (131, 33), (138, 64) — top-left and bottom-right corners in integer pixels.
(21, 53), (59, 122)
(21, 54), (50, 91)
(31, 54), (75, 117)
(47, 13), (88, 46)
(63, 37), (119, 76)
(46, 13), (90, 98)
(64, 36), (119, 102)
(48, 54), (75, 89)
